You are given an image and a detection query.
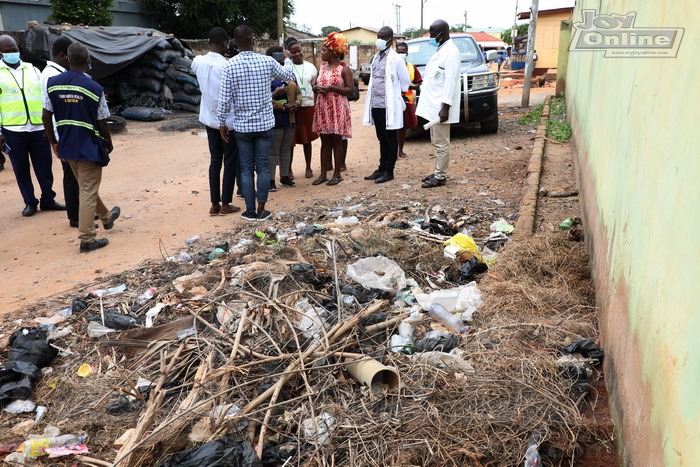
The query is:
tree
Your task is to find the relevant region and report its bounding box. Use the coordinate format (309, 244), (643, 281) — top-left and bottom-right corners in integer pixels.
(49, 0), (113, 26)
(403, 27), (427, 39)
(502, 23), (529, 45)
(144, 0), (294, 39)
(320, 25), (341, 36)
(450, 23), (471, 32)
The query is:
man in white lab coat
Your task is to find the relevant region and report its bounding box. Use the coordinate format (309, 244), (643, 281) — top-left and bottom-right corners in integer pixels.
(416, 20), (461, 188)
(362, 26), (410, 184)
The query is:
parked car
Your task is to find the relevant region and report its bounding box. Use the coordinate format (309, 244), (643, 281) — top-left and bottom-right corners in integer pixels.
(359, 55), (374, 85)
(406, 34), (501, 134)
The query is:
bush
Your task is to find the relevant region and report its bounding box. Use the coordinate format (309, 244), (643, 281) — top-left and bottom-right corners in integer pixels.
(49, 0), (113, 26)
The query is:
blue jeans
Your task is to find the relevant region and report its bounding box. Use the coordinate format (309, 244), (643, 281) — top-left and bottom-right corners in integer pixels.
(234, 129), (273, 212)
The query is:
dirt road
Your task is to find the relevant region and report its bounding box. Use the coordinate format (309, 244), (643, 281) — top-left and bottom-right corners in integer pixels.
(0, 86), (551, 315)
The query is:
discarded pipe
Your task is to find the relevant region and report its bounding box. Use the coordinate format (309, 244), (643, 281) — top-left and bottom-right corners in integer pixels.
(346, 358), (399, 392)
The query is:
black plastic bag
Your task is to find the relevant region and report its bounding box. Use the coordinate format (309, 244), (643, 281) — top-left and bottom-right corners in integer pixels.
(5, 328), (58, 379)
(87, 311), (140, 330)
(160, 438), (262, 467)
(0, 369), (32, 403)
(106, 395), (143, 415)
(561, 339), (604, 361)
(414, 333), (461, 353)
(459, 257), (488, 280)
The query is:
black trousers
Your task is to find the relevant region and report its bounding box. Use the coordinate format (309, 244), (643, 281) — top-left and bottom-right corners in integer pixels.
(206, 126), (238, 204)
(61, 160), (79, 222)
(4, 129), (55, 207)
(371, 107), (398, 175)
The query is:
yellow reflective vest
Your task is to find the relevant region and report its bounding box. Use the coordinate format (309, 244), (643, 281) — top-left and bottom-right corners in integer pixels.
(0, 63), (44, 127)
(403, 62), (416, 105)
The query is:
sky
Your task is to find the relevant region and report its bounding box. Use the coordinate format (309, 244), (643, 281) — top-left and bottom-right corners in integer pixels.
(289, 0), (575, 35)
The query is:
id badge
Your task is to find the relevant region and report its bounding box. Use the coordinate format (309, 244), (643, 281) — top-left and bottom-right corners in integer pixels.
(300, 86), (308, 97)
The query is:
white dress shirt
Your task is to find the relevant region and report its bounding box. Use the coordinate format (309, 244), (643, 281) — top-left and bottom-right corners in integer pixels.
(191, 51), (228, 129)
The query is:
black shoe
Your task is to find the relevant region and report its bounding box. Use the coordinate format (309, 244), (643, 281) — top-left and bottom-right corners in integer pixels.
(22, 205), (37, 217)
(240, 210), (258, 222)
(103, 206), (121, 230)
(40, 200), (67, 211)
(269, 181), (277, 192)
(375, 173), (394, 184)
(80, 238), (109, 252)
(69, 220), (79, 228)
(257, 210), (272, 221)
(364, 170), (384, 181)
(280, 176), (295, 187)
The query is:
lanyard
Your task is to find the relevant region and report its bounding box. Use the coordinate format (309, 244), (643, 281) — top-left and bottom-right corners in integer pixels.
(293, 63), (304, 86)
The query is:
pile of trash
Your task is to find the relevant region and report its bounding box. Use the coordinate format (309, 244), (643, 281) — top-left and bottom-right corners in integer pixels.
(0, 200), (611, 466)
(102, 38), (201, 120)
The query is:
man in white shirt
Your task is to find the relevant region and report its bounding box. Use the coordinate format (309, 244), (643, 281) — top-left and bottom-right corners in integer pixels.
(191, 27), (240, 216)
(0, 34), (64, 216)
(40, 36), (80, 228)
(362, 26), (410, 184)
(415, 20), (461, 188)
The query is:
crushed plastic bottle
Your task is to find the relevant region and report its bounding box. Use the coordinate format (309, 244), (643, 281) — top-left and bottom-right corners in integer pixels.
(177, 251), (192, 262)
(428, 303), (468, 334)
(136, 287), (157, 305)
(22, 434), (86, 459)
(185, 235), (201, 245)
(559, 217), (575, 230)
(523, 442), (541, 467)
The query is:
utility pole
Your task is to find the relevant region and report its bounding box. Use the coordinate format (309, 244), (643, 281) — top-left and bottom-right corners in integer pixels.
(277, 0), (284, 45)
(464, 11), (468, 32)
(420, 0), (426, 30)
(394, 4), (402, 35)
(521, 0), (539, 107)
(511, 0), (519, 46)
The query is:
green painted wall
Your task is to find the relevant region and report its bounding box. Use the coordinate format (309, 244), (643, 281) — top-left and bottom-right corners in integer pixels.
(566, 0), (699, 464)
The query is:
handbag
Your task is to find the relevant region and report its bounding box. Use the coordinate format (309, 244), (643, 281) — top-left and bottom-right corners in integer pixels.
(348, 78), (360, 102)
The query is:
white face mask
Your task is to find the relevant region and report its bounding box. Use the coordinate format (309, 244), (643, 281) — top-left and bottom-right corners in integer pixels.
(375, 38), (388, 50)
(398, 53), (407, 60)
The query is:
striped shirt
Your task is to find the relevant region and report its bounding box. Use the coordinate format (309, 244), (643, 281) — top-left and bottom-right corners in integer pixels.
(217, 51), (295, 133)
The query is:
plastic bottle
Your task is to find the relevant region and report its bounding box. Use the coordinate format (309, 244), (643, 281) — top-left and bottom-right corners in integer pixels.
(429, 303), (467, 334)
(398, 322), (414, 355)
(185, 235), (201, 245)
(523, 443), (541, 467)
(22, 434), (85, 459)
(559, 217), (574, 230)
(136, 287), (157, 305)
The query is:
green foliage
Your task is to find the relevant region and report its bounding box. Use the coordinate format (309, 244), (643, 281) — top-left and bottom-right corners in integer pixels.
(49, 0), (113, 26)
(403, 27), (427, 39)
(546, 97), (571, 142)
(449, 23), (472, 32)
(517, 103), (543, 125)
(320, 25), (341, 36)
(501, 23), (529, 45)
(144, 0), (294, 39)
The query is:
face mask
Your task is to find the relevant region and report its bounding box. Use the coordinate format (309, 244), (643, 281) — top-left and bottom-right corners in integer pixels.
(375, 38), (388, 50)
(429, 33), (442, 48)
(398, 53), (407, 60)
(2, 52), (20, 65)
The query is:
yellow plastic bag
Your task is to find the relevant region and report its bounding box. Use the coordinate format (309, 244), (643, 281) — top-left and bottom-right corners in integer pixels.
(444, 233), (483, 262)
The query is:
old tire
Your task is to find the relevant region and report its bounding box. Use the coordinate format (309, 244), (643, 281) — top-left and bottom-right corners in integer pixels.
(480, 114), (499, 134)
(106, 115), (127, 132)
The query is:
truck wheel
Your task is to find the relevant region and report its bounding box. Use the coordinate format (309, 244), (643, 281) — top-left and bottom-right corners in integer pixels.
(106, 115), (127, 132)
(480, 114), (499, 134)
(362, 76), (370, 85)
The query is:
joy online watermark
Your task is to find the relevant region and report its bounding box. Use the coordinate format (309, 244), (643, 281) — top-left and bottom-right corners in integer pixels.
(570, 10), (684, 58)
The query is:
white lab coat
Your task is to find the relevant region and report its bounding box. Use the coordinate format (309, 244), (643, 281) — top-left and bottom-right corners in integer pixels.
(363, 48), (410, 130)
(416, 39), (461, 124)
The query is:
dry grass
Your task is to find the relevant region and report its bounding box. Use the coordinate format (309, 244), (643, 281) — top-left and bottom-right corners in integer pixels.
(0, 210), (612, 466)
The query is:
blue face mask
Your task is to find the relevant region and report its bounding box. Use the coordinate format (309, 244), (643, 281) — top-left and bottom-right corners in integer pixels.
(428, 33), (443, 48)
(2, 52), (20, 65)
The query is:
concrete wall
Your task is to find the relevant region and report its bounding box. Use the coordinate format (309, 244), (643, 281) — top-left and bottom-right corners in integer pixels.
(566, 0), (699, 465)
(0, 0), (154, 30)
(534, 10), (572, 69)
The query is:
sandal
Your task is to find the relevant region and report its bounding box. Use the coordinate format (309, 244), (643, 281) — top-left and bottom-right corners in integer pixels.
(305, 168), (313, 178)
(421, 175), (446, 188)
(312, 176), (328, 185)
(340, 165), (347, 172)
(326, 177), (342, 186)
(398, 151), (407, 158)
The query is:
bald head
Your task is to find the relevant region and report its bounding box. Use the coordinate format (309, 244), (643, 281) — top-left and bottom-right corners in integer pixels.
(377, 26), (394, 41)
(429, 20), (450, 45)
(67, 42), (90, 70)
(0, 35), (19, 54)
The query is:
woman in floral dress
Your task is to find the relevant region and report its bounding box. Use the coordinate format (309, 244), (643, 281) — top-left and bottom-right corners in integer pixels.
(311, 32), (354, 186)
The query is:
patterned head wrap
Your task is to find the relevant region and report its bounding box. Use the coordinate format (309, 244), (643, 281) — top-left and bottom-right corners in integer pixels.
(324, 32), (348, 57)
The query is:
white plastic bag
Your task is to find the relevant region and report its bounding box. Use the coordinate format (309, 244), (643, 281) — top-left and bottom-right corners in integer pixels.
(346, 256), (406, 293)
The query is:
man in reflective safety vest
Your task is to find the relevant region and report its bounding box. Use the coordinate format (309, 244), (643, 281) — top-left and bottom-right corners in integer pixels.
(43, 43), (120, 253)
(0, 34), (64, 217)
